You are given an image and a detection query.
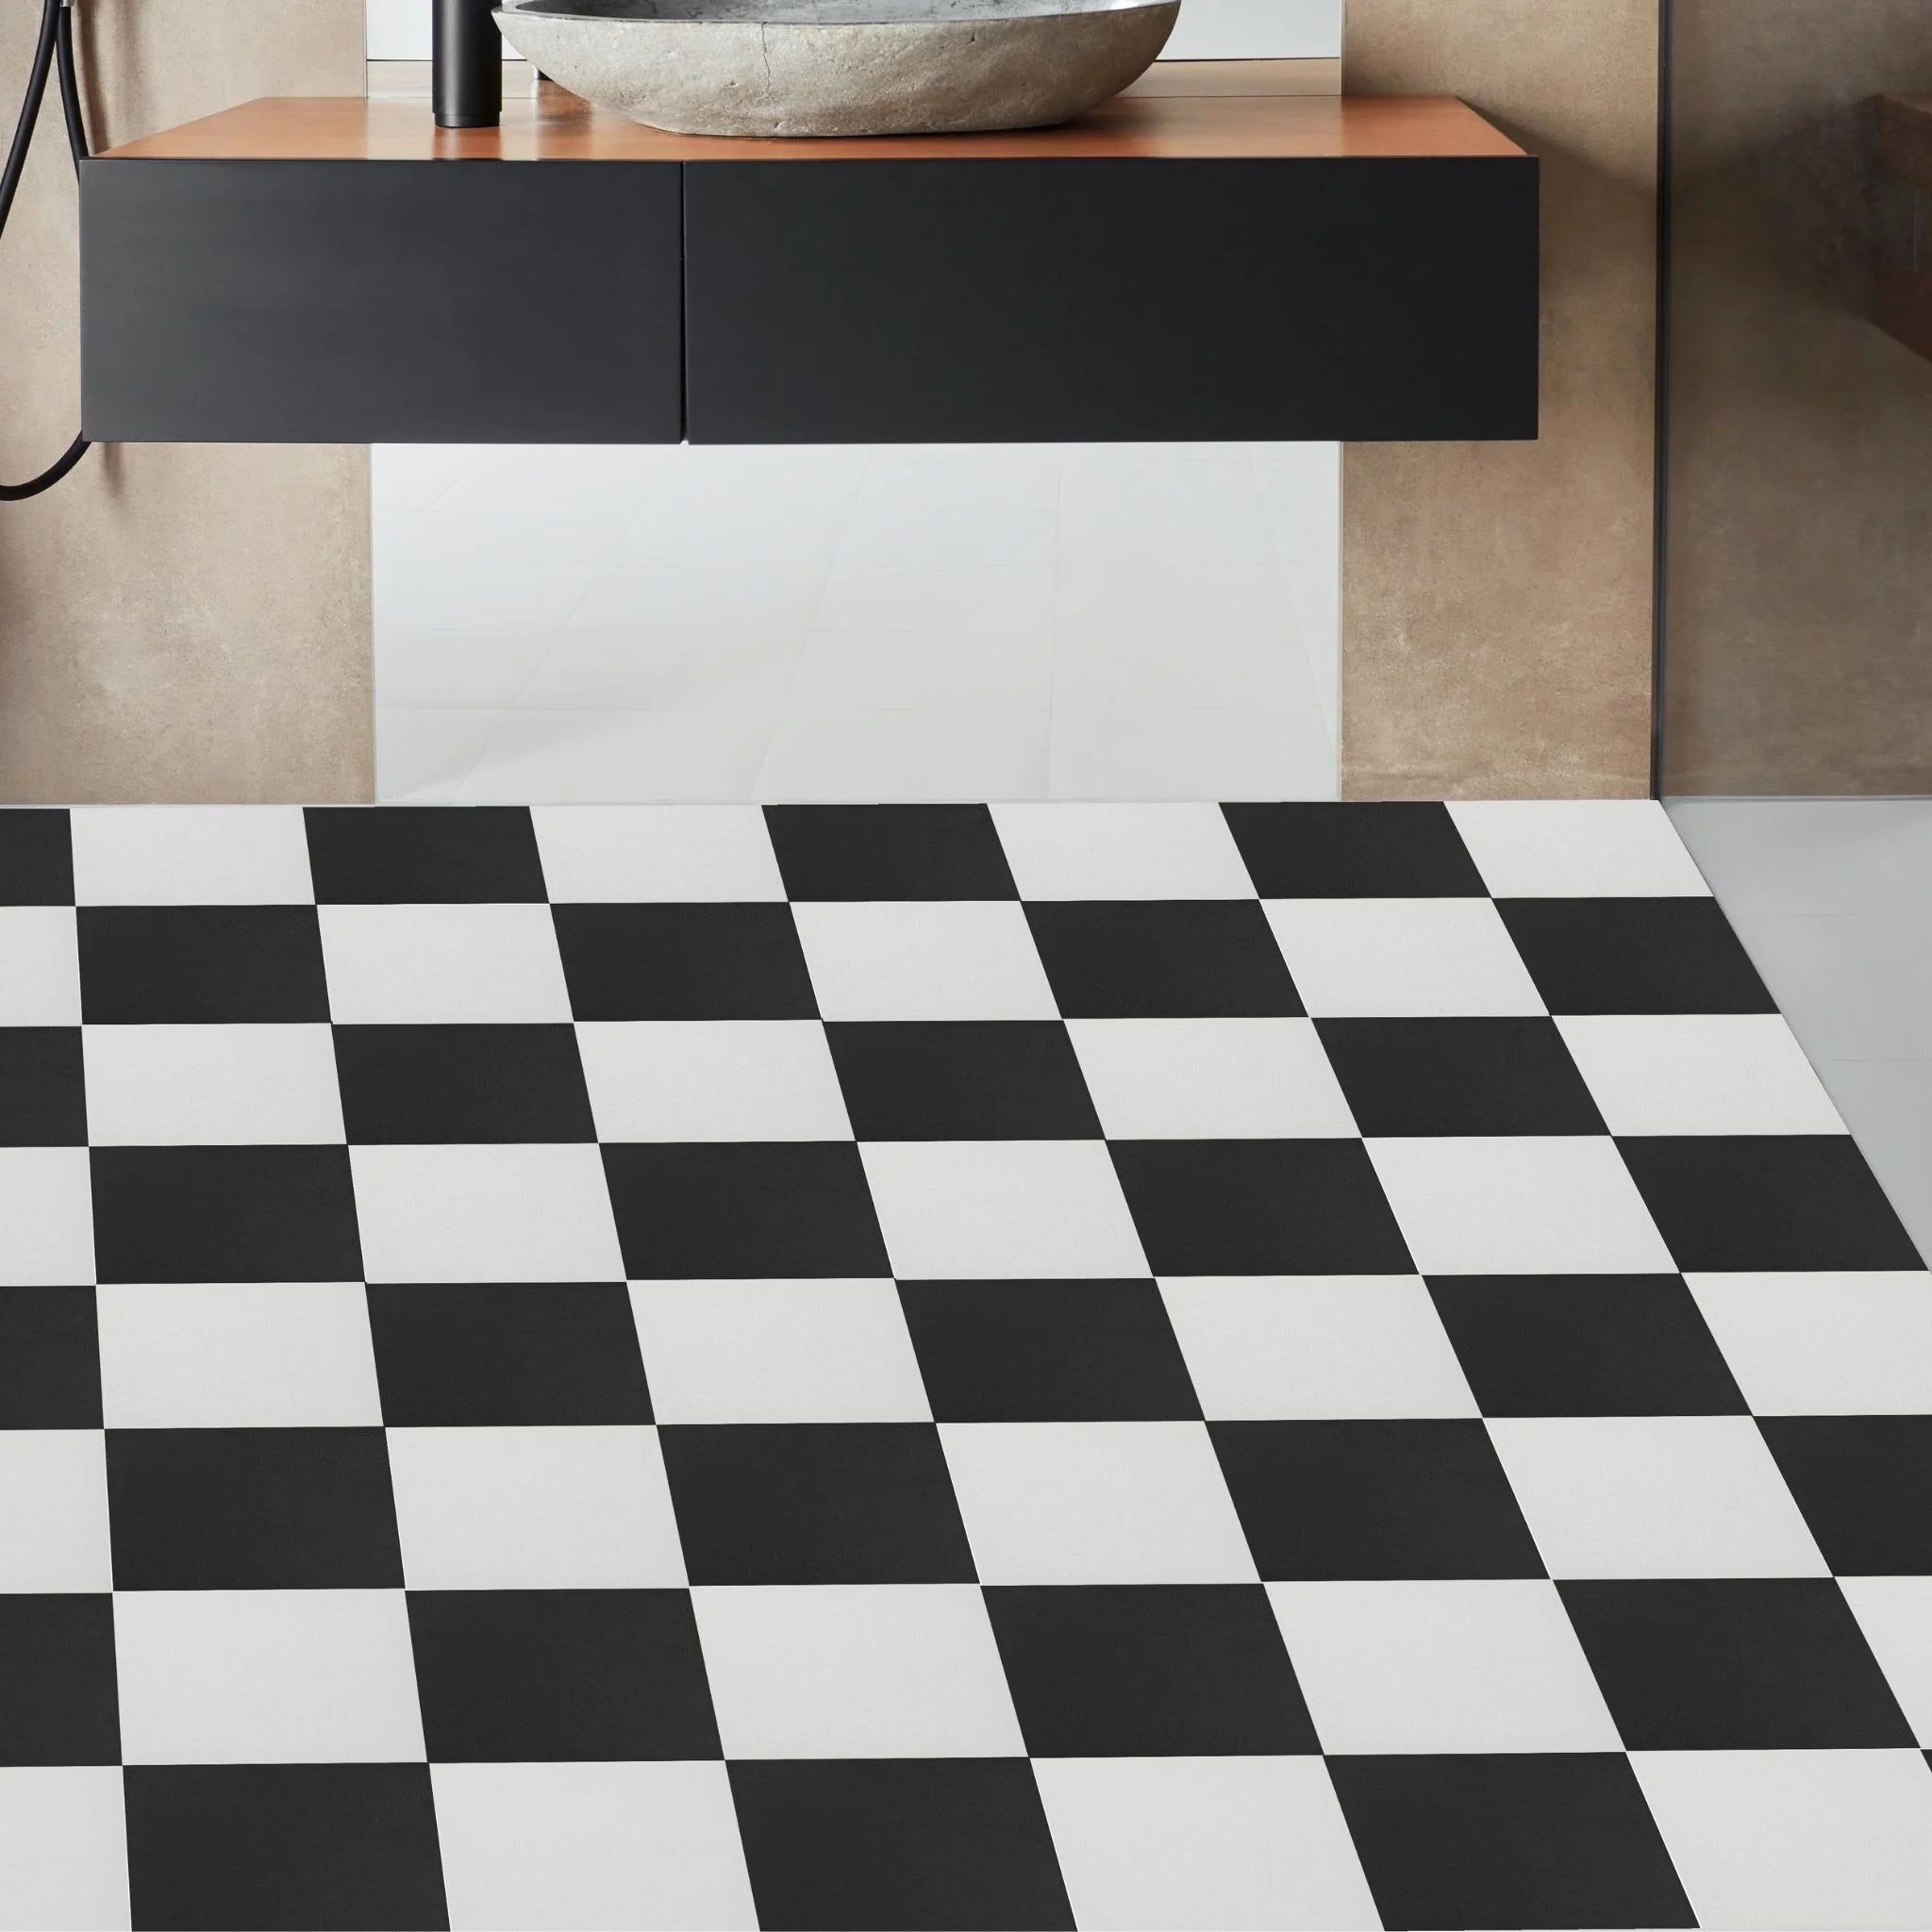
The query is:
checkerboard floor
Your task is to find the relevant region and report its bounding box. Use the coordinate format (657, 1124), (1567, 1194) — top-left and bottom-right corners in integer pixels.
(3, 799), (1929, 1932)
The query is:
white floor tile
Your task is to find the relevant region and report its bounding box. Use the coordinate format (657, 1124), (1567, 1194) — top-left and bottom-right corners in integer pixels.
(81, 1024), (344, 1146)
(860, 1140), (1147, 1280)
(431, 1761), (757, 1932)
(693, 1584), (1023, 1758)
(1633, 1748), (1932, 1931)
(386, 1424), (685, 1590)
(462, 710), (777, 805)
(758, 708), (1050, 803)
(114, 1590), (425, 1765)
(1487, 1415), (1828, 1579)
(990, 803), (1256, 900)
(1366, 1137), (1674, 1275)
(1265, 901), (1545, 1018)
(940, 1421), (1257, 1586)
(0, 1432), (110, 1591)
(96, 1282), (382, 1429)
(792, 900), (1060, 1022)
(631, 1279), (930, 1425)
(1452, 800), (1711, 898)
(577, 1022), (851, 1141)
(532, 804), (785, 902)
(1068, 1018), (1357, 1138)
(0, 1768), (131, 1932)
(1686, 1272), (1932, 1415)
(0, 908), (79, 1025)
(1268, 1579), (1621, 1753)
(1839, 1577), (1932, 1745)
(1033, 1756), (1379, 1932)
(320, 904), (572, 1024)
(1161, 1276), (1477, 1420)
(1050, 705), (1335, 802)
(69, 808), (314, 907)
(350, 1143), (625, 1284)
(0, 1149), (93, 1288)
(1557, 1014), (1846, 1136)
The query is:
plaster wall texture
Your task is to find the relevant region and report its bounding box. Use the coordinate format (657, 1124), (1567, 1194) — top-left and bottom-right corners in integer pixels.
(1341, 0), (1661, 800)
(0, 0), (372, 803)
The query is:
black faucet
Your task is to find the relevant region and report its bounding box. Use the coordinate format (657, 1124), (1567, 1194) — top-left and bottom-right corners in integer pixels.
(434, 0), (504, 128)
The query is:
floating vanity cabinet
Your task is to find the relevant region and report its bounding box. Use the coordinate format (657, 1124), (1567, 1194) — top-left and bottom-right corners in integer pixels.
(82, 109), (685, 444)
(80, 92), (1538, 446)
(683, 101), (1540, 443)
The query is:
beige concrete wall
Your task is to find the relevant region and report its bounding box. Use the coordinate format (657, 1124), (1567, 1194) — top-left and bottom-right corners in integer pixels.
(0, 0), (371, 803)
(1661, 1), (1932, 797)
(1341, 1), (1660, 799)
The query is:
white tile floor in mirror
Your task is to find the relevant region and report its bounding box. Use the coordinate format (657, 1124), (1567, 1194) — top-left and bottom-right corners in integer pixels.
(374, 442), (1341, 805)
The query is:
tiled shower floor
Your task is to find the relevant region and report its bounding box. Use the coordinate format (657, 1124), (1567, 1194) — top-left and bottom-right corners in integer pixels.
(2, 799), (1930, 1931)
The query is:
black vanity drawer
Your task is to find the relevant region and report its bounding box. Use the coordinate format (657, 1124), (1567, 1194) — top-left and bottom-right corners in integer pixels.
(81, 159), (683, 444)
(683, 156), (1540, 444)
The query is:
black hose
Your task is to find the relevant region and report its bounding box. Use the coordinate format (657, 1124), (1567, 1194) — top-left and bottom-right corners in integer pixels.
(2, 0), (92, 502)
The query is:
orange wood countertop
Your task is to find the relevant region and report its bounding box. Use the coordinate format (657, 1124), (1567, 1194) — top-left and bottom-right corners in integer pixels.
(100, 91), (1525, 164)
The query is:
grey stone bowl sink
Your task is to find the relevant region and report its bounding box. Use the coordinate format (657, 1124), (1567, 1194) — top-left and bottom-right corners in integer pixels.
(493, 0), (1182, 139)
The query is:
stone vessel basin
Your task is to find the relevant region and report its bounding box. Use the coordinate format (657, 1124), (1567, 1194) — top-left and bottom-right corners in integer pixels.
(493, 0), (1182, 139)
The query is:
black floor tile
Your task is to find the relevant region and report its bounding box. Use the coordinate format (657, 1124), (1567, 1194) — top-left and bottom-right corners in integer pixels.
(659, 1423), (975, 1585)
(0, 1026), (86, 1146)
(106, 1426), (403, 1590)
(124, 1764), (449, 1932)
(897, 1279), (1200, 1422)
(985, 1584), (1317, 1757)
(1621, 1134), (1924, 1272)
(1327, 1753), (1695, 1932)
(1427, 1274), (1747, 1417)
(0, 1286), (101, 1427)
(1498, 897), (1776, 1015)
(1024, 901), (1304, 1019)
(306, 805), (545, 905)
(826, 1021), (1101, 1141)
(0, 1594), (119, 1767)
(1210, 1420), (1545, 1579)
(552, 903), (818, 1020)
(764, 804), (1017, 902)
(1758, 1415), (1932, 1574)
(78, 906), (330, 1024)
(0, 808), (75, 905)
(602, 1141), (889, 1279)
(333, 1024), (594, 1143)
(367, 1282), (650, 1426)
(1222, 803), (1487, 898)
(1318, 1017), (1606, 1137)
(1559, 1578), (1915, 1749)
(1110, 1139), (1413, 1275)
(728, 1758), (1074, 1932)
(407, 1589), (720, 1762)
(91, 1146), (363, 1284)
